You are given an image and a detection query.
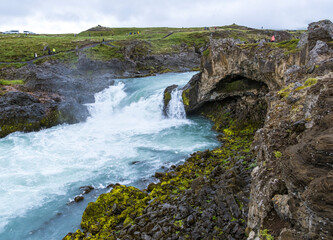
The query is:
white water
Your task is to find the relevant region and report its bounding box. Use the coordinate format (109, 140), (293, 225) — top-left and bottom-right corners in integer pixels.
(0, 72), (219, 240)
(166, 88), (186, 119)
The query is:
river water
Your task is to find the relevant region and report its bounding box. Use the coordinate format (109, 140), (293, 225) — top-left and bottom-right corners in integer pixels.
(0, 72), (219, 240)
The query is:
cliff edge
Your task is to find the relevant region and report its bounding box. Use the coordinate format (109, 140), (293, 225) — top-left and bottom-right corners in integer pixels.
(182, 20), (333, 239)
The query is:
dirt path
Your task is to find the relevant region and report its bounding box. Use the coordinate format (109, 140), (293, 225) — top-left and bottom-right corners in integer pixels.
(161, 32), (174, 39)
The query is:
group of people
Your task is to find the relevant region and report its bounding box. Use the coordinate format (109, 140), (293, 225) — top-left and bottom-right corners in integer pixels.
(129, 32), (140, 35)
(34, 48), (56, 58)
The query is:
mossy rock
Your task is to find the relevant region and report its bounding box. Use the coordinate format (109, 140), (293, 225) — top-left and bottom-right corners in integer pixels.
(80, 185), (148, 237)
(182, 88), (190, 106)
(65, 107), (260, 239)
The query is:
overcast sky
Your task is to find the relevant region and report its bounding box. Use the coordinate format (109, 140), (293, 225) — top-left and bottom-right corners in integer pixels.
(0, 0), (332, 34)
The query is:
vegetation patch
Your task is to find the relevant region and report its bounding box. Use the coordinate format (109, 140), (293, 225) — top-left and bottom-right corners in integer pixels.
(182, 89), (190, 106)
(274, 151), (282, 159)
(84, 44), (124, 61)
(273, 39), (301, 55)
(278, 83), (294, 98)
(304, 78), (318, 87)
(202, 48), (210, 57)
(0, 79), (24, 85)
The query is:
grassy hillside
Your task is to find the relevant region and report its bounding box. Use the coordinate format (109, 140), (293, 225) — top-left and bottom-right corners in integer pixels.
(0, 25), (304, 67)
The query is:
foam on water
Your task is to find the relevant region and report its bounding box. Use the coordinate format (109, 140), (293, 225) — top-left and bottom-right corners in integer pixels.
(0, 72), (219, 240)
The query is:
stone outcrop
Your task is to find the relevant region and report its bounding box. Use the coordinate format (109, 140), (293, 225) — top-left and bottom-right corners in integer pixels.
(181, 20), (333, 239)
(308, 19), (333, 50)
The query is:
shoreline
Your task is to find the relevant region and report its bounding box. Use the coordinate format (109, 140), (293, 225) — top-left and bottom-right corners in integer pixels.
(64, 104), (260, 239)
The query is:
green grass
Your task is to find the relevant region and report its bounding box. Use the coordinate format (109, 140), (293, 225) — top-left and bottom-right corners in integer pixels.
(0, 34), (102, 62)
(33, 51), (79, 65)
(276, 39), (300, 51)
(0, 25), (304, 66)
(84, 44), (124, 61)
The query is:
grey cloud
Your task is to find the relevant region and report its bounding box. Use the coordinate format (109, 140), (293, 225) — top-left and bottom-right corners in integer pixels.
(0, 0), (332, 33)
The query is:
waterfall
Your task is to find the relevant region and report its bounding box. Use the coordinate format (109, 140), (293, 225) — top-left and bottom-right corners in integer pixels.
(0, 72), (219, 240)
(166, 88), (186, 119)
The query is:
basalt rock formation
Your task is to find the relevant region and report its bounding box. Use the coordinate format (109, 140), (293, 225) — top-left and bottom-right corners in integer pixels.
(181, 20), (333, 239)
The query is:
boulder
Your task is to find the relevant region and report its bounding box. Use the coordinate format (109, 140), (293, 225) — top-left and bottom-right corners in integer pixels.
(308, 19), (333, 50)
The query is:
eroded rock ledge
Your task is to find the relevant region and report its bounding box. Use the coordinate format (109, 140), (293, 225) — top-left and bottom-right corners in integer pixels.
(181, 20), (333, 239)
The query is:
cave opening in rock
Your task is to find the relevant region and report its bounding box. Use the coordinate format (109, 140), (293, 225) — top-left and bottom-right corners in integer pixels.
(213, 74), (268, 94)
(198, 74), (269, 129)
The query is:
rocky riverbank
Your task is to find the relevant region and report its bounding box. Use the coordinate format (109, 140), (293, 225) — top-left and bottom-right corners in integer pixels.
(64, 20), (332, 240)
(0, 45), (200, 138)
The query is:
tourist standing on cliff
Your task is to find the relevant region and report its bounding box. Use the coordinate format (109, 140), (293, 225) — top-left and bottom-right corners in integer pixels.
(271, 35), (275, 42)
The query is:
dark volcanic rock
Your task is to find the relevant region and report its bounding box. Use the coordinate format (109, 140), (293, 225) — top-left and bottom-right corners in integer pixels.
(0, 91), (60, 138)
(308, 19), (333, 50)
(74, 195), (84, 202)
(80, 185), (94, 195)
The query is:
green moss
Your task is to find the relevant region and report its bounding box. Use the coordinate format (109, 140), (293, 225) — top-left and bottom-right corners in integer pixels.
(80, 185), (148, 236)
(295, 78), (318, 91)
(164, 92), (171, 103)
(0, 109), (62, 138)
(260, 229), (274, 240)
(304, 78), (318, 87)
(203, 48), (210, 57)
(0, 79), (24, 85)
(160, 68), (172, 73)
(278, 83), (294, 98)
(164, 91), (171, 107)
(182, 89), (190, 106)
(174, 220), (184, 228)
(224, 80), (248, 92)
(274, 151), (282, 158)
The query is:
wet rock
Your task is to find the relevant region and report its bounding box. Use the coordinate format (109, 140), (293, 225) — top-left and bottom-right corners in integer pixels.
(130, 161), (140, 165)
(154, 172), (165, 179)
(74, 195), (84, 202)
(80, 185), (94, 194)
(106, 183), (114, 188)
(147, 182), (158, 192)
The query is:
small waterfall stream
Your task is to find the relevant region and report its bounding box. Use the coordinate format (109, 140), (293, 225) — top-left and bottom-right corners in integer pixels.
(166, 88), (186, 119)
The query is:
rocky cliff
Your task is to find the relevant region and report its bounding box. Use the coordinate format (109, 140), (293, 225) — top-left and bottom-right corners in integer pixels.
(181, 20), (333, 239)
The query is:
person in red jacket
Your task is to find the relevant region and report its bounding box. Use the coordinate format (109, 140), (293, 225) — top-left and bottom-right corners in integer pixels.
(271, 35), (275, 42)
